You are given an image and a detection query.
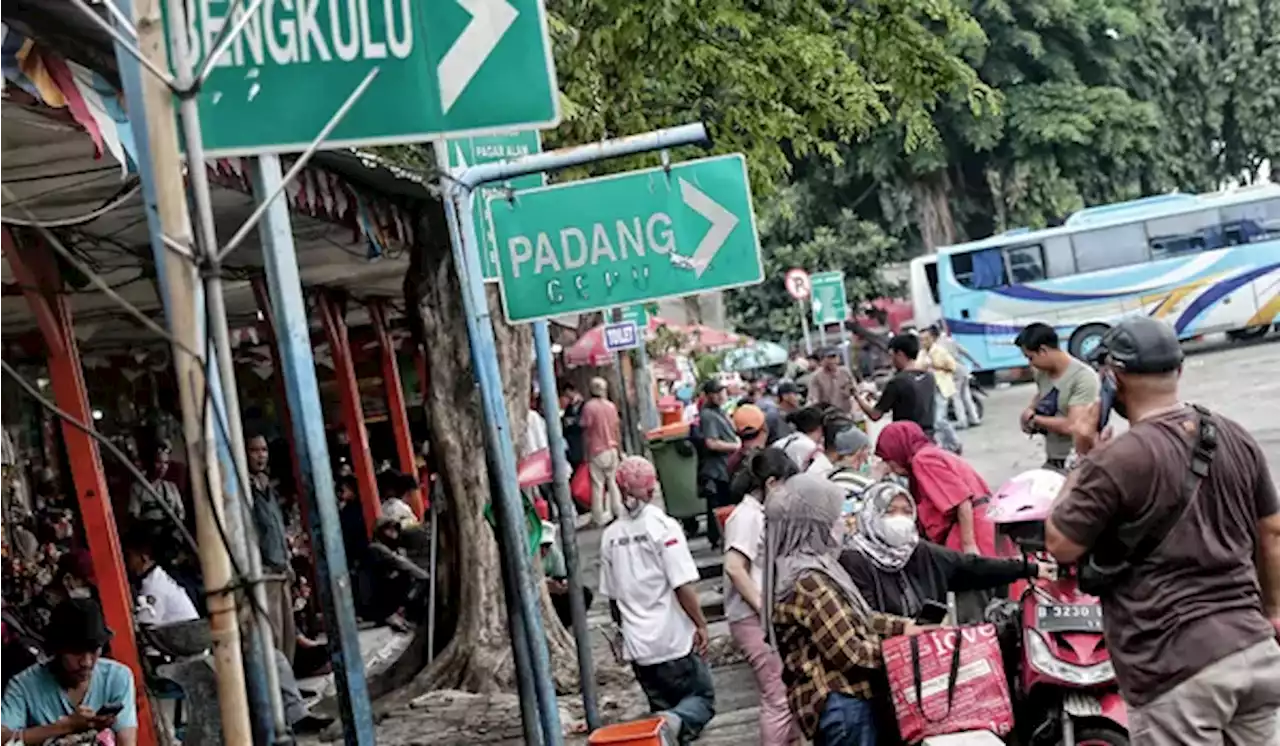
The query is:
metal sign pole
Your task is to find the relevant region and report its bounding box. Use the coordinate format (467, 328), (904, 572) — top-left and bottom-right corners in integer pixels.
(533, 322), (601, 731)
(798, 299), (813, 355)
(161, 2), (288, 737)
(252, 156), (377, 746)
(438, 148), (562, 746)
(433, 142), (544, 746)
(449, 124), (710, 746)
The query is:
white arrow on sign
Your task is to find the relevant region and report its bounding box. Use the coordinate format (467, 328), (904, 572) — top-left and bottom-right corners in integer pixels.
(678, 178), (740, 278)
(438, 0), (519, 113)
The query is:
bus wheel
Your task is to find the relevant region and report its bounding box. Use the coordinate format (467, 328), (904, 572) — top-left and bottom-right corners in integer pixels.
(1070, 324), (1110, 360)
(1227, 325), (1269, 342)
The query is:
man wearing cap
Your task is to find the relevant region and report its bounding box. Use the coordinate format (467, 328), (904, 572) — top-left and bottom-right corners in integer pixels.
(820, 416), (872, 480)
(1014, 323), (1100, 469)
(808, 348), (857, 414)
(1046, 317), (1280, 746)
(698, 379), (741, 550)
(599, 456), (715, 744)
(2, 599), (138, 746)
(768, 381), (803, 443)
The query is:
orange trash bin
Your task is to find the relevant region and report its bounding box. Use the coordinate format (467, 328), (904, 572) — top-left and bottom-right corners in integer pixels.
(588, 716), (665, 746)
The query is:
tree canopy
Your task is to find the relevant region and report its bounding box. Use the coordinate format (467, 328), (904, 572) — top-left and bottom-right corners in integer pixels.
(726, 0), (1279, 343)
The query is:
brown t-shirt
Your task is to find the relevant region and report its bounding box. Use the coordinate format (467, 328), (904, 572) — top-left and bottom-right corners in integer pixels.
(1051, 406), (1278, 706)
(809, 366), (855, 413)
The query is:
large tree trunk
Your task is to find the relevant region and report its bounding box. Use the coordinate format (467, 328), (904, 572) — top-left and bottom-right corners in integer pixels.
(394, 198), (579, 699)
(913, 170), (957, 251)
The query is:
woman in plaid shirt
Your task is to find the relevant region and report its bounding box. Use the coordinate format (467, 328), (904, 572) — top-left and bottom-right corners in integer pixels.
(761, 468), (927, 745)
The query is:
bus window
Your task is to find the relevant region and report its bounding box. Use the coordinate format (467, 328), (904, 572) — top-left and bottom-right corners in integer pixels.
(952, 248), (1007, 289)
(924, 261), (940, 303)
(1043, 236), (1076, 278)
(1006, 245), (1046, 283)
(1072, 223), (1149, 272)
(1147, 209), (1221, 259)
(1220, 197), (1280, 243)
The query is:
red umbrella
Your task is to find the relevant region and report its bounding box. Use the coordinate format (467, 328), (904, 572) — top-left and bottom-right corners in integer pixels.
(564, 316), (742, 367)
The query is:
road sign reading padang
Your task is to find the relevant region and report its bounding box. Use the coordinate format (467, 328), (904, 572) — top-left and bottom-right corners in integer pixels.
(489, 154), (763, 323)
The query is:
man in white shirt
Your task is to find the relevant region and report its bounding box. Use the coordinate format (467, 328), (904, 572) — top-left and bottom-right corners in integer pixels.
(773, 406), (825, 471)
(123, 531), (199, 627)
(599, 456), (715, 744)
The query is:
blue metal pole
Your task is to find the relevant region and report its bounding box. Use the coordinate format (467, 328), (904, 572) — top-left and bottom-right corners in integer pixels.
(439, 168), (565, 746)
(433, 143), (544, 746)
(251, 155), (376, 746)
(533, 322), (600, 730)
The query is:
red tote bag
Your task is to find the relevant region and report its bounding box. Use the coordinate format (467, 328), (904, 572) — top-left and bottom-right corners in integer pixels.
(883, 624), (1014, 743)
(570, 463), (592, 511)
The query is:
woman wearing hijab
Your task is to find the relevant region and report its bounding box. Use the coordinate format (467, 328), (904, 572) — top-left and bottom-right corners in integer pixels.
(840, 482), (1052, 618)
(874, 421), (998, 622)
(763, 470), (924, 746)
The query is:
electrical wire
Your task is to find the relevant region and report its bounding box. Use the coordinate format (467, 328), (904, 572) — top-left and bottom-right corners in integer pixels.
(0, 359), (200, 556)
(1, 182), (143, 228)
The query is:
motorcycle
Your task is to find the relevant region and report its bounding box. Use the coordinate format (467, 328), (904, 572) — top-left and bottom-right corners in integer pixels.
(987, 469), (1129, 746)
(946, 372), (987, 423)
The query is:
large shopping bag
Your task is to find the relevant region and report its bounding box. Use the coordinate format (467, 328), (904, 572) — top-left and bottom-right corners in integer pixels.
(571, 463), (592, 511)
(883, 624), (1014, 743)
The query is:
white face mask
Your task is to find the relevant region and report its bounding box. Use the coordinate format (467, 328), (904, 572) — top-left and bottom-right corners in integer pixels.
(881, 515), (918, 547)
(623, 495), (646, 517)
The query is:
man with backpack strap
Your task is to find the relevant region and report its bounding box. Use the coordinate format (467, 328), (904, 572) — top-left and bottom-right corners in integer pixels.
(1046, 317), (1280, 746)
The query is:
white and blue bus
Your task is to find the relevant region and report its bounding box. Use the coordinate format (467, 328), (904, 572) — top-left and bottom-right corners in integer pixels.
(933, 185), (1280, 372)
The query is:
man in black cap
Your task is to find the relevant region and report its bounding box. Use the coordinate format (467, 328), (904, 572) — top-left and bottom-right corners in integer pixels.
(697, 379), (741, 549)
(1047, 317), (1280, 745)
(767, 381), (803, 444)
(2, 600), (139, 745)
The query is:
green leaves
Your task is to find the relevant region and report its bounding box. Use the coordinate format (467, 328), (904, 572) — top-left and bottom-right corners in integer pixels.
(546, 0), (991, 195)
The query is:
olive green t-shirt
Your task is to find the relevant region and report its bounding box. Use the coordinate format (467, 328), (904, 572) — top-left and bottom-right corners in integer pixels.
(1033, 357), (1100, 461)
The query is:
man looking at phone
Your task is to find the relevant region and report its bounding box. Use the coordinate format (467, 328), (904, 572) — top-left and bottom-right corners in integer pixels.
(2, 600), (138, 745)
(1046, 317), (1280, 746)
(1014, 323), (1100, 469)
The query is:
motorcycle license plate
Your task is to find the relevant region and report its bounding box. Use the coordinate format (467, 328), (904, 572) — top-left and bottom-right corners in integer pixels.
(1036, 603), (1103, 633)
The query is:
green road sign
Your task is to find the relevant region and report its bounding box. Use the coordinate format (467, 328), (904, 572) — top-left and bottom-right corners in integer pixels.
(618, 304), (650, 328)
(490, 154), (762, 323)
(447, 132), (543, 281)
(175, 0), (559, 156)
(811, 271), (848, 326)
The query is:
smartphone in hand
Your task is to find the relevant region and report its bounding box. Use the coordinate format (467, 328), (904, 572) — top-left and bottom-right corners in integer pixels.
(914, 600), (949, 626)
(95, 703), (124, 718)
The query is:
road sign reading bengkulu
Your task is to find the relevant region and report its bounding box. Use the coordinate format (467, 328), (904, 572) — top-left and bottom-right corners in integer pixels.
(810, 271), (849, 326)
(446, 131), (543, 281)
(175, 0), (559, 156)
(490, 154), (763, 323)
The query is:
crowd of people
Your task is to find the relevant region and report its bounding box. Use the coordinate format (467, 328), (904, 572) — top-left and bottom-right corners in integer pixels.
(595, 318), (1280, 746)
(1, 419), (435, 743)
